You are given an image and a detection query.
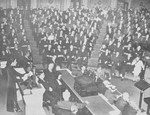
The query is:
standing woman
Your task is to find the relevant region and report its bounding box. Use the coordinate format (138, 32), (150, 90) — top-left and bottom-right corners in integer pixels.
(6, 60), (23, 112)
(132, 57), (145, 81)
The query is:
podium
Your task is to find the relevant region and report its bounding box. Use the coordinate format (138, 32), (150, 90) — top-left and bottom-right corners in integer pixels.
(144, 97), (150, 114)
(134, 80), (150, 109)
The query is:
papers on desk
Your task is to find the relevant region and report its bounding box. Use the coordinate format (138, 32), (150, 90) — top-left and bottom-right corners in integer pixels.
(0, 61), (7, 68)
(103, 80), (116, 92)
(109, 110), (120, 115)
(98, 94), (121, 115)
(14, 68), (26, 74)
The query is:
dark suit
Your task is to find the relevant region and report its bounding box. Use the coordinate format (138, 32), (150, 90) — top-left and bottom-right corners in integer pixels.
(6, 66), (24, 112)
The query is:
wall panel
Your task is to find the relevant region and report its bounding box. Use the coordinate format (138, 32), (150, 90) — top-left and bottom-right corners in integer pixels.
(11, 0), (17, 8)
(31, 0), (37, 9)
(0, 0), (8, 9)
(36, 0), (62, 10)
(87, 0), (111, 9)
(130, 0), (150, 9)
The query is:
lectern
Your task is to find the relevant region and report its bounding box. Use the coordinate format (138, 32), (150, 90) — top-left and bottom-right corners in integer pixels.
(144, 97), (150, 114)
(134, 80), (150, 109)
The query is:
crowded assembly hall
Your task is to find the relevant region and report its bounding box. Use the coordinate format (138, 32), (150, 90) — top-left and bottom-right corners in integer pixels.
(0, 0), (150, 115)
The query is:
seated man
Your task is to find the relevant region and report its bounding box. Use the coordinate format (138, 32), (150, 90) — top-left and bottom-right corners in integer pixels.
(54, 101), (87, 115)
(38, 63), (63, 109)
(115, 92), (129, 111)
(104, 89), (117, 104)
(115, 92), (137, 115)
(42, 86), (59, 111)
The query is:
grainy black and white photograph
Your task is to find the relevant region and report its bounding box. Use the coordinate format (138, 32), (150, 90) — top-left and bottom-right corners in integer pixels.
(0, 0), (150, 115)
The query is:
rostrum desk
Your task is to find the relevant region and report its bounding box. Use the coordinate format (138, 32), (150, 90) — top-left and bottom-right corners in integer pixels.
(60, 69), (121, 115)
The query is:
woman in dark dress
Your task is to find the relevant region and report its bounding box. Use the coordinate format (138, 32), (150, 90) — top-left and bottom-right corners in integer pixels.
(6, 62), (24, 112)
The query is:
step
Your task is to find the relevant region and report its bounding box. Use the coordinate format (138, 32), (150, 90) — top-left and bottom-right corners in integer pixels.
(32, 51), (40, 56)
(30, 44), (37, 47)
(97, 37), (104, 41)
(91, 51), (100, 58)
(33, 60), (43, 65)
(24, 20), (43, 65)
(31, 47), (39, 51)
(30, 43), (37, 46)
(33, 57), (42, 61)
(34, 64), (43, 69)
(93, 44), (101, 49)
(96, 40), (103, 44)
(33, 56), (41, 60)
(88, 58), (98, 67)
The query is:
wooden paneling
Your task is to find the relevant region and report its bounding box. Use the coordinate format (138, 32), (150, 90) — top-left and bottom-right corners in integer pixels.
(11, 0), (17, 8)
(35, 0), (62, 10)
(87, 0), (111, 9)
(130, 0), (150, 9)
(0, 0), (11, 9)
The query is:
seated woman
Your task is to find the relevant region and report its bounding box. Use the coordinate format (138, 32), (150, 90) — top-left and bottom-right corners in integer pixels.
(42, 86), (59, 111)
(38, 63), (63, 110)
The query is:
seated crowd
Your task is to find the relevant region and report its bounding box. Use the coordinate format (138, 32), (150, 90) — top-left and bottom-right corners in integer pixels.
(0, 7), (33, 70)
(0, 5), (149, 115)
(98, 7), (150, 81)
(32, 7), (149, 115)
(0, 7), (34, 112)
(30, 7), (104, 69)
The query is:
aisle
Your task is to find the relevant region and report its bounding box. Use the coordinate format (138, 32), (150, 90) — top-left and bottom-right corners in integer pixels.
(24, 20), (43, 66)
(88, 21), (107, 68)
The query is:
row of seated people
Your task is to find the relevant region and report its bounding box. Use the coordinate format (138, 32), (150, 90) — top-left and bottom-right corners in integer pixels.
(36, 59), (147, 115)
(98, 7), (150, 81)
(30, 7), (104, 69)
(0, 55), (35, 113)
(0, 8), (35, 113)
(73, 65), (147, 115)
(37, 62), (88, 115)
(0, 8), (33, 70)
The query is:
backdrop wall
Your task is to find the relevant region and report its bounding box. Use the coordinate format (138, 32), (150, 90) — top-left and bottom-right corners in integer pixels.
(0, 0), (149, 10)
(130, 0), (150, 9)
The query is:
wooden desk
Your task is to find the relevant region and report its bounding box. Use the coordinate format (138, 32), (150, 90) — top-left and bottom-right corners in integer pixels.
(82, 95), (114, 115)
(23, 84), (46, 115)
(60, 69), (121, 115)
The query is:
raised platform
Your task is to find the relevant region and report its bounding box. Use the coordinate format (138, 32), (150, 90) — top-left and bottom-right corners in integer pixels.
(59, 69), (121, 115)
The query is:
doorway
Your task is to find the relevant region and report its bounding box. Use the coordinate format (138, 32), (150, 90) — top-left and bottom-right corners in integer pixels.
(71, 0), (82, 9)
(17, 0), (31, 10)
(117, 0), (128, 11)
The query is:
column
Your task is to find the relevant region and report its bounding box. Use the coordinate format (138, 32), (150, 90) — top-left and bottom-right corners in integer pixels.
(64, 0), (71, 10)
(6, 0), (10, 8)
(31, 0), (37, 9)
(111, 0), (117, 9)
(11, 0), (17, 8)
(64, 0), (67, 10)
(126, 0), (132, 8)
(82, 0), (88, 8)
